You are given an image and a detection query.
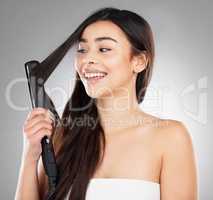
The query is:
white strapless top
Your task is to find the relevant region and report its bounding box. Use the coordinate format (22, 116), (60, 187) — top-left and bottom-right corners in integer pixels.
(65, 178), (160, 200)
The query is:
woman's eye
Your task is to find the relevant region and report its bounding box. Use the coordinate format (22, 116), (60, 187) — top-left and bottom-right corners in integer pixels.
(77, 48), (111, 53)
(99, 48), (111, 52)
(77, 49), (86, 53)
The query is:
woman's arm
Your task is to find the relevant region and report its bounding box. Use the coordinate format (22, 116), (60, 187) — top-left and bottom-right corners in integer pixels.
(15, 156), (40, 200)
(160, 120), (198, 200)
(15, 108), (54, 200)
(15, 154), (48, 200)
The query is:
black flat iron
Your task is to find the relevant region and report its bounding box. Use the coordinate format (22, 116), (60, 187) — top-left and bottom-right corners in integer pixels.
(25, 60), (61, 198)
(24, 30), (77, 198)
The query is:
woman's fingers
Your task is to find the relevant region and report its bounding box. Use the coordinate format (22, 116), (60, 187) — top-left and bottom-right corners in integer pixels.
(26, 107), (46, 121)
(26, 107), (55, 123)
(25, 114), (53, 130)
(23, 107), (55, 139)
(29, 128), (52, 143)
(24, 121), (53, 138)
(22, 107), (56, 162)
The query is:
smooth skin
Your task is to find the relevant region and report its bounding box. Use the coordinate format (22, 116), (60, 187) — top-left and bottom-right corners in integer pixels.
(15, 108), (54, 200)
(15, 20), (197, 200)
(75, 20), (197, 199)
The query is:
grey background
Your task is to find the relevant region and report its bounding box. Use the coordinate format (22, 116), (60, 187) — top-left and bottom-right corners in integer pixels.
(0, 0), (212, 199)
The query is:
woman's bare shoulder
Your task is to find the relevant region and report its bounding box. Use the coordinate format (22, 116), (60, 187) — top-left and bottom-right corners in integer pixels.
(144, 116), (197, 199)
(138, 111), (192, 147)
(144, 114), (195, 162)
(156, 118), (192, 146)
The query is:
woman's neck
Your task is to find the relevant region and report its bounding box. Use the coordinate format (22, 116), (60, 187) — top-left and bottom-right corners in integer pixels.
(96, 82), (143, 135)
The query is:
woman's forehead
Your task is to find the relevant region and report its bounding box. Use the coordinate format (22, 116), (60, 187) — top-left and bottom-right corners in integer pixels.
(80, 21), (130, 46)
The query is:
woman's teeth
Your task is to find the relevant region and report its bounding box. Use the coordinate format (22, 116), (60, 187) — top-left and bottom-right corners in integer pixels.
(84, 72), (107, 79)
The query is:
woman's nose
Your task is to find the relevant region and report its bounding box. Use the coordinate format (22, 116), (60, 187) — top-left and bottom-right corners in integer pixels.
(88, 61), (95, 65)
(82, 50), (98, 64)
(82, 57), (98, 67)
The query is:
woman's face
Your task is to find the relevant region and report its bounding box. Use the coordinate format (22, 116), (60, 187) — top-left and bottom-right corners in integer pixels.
(74, 20), (137, 98)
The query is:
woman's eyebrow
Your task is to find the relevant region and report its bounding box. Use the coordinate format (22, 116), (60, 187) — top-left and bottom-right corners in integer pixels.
(79, 37), (118, 43)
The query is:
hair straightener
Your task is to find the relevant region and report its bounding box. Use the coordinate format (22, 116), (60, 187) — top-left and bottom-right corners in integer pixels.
(24, 60), (60, 198)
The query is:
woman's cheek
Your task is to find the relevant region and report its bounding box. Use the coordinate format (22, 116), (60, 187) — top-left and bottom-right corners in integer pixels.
(104, 53), (123, 66)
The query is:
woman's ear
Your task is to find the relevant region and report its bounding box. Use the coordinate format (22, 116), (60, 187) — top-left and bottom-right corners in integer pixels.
(132, 52), (148, 73)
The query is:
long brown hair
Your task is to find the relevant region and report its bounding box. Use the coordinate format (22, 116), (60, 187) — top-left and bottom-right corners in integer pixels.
(42, 7), (155, 200)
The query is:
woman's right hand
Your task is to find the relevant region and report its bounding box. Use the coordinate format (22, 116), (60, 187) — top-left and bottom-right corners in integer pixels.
(22, 107), (55, 164)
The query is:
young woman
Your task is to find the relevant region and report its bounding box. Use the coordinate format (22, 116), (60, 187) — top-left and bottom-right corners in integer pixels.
(15, 7), (197, 200)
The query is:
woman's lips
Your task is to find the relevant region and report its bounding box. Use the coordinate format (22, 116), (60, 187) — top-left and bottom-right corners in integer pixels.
(85, 74), (107, 84)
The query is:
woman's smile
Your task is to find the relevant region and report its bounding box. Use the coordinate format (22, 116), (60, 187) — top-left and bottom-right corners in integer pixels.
(85, 73), (108, 85)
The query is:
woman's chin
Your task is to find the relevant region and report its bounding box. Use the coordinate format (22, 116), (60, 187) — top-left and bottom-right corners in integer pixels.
(85, 85), (113, 99)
